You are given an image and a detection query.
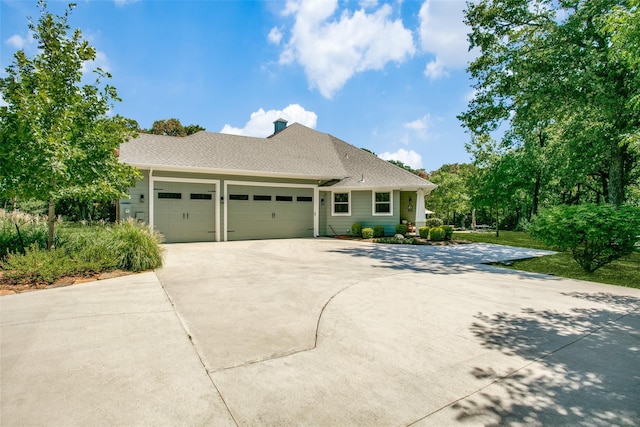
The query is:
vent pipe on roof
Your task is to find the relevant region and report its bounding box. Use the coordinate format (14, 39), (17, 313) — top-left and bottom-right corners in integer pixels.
(273, 118), (288, 135)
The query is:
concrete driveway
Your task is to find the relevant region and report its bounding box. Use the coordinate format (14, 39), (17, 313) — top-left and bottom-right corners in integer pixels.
(2, 239), (639, 426)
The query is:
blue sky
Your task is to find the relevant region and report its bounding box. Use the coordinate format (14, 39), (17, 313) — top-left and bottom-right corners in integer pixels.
(1, 0), (477, 173)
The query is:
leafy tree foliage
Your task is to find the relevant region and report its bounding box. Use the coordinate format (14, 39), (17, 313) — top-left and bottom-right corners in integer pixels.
(530, 204), (640, 272)
(460, 0), (640, 208)
(145, 118), (205, 137)
(427, 164), (473, 227)
(0, 1), (140, 248)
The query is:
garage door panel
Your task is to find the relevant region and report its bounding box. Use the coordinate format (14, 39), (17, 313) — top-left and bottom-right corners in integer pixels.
(227, 185), (314, 241)
(154, 181), (216, 243)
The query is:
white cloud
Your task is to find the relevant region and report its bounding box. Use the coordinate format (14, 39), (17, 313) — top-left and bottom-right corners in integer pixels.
(464, 88), (477, 102)
(0, 94), (7, 108)
(404, 114), (432, 138)
(6, 32), (35, 50)
(81, 50), (111, 74)
(278, 0), (415, 98)
(268, 27), (283, 45)
(359, 0), (378, 8)
(220, 104), (318, 137)
(114, 0), (139, 7)
(418, 0), (477, 80)
(378, 148), (423, 169)
(424, 57), (449, 80)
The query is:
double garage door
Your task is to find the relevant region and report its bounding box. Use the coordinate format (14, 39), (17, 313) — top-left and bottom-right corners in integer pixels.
(153, 181), (314, 242)
(154, 181), (216, 243)
(227, 184), (314, 241)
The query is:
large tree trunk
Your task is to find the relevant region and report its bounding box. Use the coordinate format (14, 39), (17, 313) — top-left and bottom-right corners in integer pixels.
(47, 200), (55, 249)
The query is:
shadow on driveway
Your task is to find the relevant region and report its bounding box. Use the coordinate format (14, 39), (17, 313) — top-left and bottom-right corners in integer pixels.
(450, 292), (640, 426)
(328, 242), (555, 276)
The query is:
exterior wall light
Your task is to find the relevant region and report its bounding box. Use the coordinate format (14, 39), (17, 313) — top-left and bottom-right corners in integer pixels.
(408, 197), (413, 211)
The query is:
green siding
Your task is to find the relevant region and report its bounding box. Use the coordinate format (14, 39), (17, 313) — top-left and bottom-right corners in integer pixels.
(119, 170), (149, 222)
(323, 190), (401, 237)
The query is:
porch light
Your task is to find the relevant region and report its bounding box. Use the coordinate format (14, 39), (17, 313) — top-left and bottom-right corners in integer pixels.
(408, 197), (413, 211)
(139, 194), (144, 203)
(321, 198), (325, 205)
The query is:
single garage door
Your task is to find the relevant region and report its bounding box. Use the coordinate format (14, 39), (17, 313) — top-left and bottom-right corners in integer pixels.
(154, 181), (216, 243)
(227, 185), (314, 240)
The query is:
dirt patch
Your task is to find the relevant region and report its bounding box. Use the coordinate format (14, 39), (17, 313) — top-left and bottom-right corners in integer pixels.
(0, 270), (135, 296)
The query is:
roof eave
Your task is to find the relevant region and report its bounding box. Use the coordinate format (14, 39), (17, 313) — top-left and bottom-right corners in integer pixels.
(124, 162), (343, 182)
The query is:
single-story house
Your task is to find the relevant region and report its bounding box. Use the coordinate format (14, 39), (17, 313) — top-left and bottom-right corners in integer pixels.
(118, 119), (437, 243)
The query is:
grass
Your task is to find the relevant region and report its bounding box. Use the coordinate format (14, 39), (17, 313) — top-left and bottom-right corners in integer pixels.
(453, 230), (640, 289)
(1, 217), (164, 285)
(453, 230), (552, 250)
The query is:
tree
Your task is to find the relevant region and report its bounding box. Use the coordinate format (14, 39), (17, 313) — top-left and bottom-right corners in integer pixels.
(145, 118), (205, 137)
(427, 164), (473, 227)
(0, 1), (140, 248)
(460, 0), (640, 208)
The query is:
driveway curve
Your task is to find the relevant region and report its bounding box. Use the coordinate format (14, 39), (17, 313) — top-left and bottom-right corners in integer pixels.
(156, 239), (640, 426)
(2, 239), (638, 426)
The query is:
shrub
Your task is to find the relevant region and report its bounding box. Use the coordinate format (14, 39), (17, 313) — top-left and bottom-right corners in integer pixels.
(1, 245), (76, 284)
(362, 227), (374, 239)
(429, 226), (445, 242)
(373, 225), (385, 238)
(395, 224), (408, 236)
(514, 217), (531, 232)
(0, 210), (49, 258)
(442, 225), (454, 241)
(418, 226), (429, 238)
(107, 219), (164, 272)
(425, 217), (444, 228)
(62, 226), (117, 272)
(530, 204), (640, 272)
(351, 222), (363, 237)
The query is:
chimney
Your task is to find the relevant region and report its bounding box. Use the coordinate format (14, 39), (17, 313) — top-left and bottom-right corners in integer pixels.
(273, 118), (288, 135)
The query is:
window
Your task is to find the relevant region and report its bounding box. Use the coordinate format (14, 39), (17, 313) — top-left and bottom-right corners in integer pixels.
(373, 191), (392, 215)
(297, 196), (313, 202)
(158, 192), (181, 199)
(190, 193), (212, 200)
(253, 195), (272, 201)
(276, 195), (293, 202)
(333, 192), (350, 215)
(229, 194), (249, 201)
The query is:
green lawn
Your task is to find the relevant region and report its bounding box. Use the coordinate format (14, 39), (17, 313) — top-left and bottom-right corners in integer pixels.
(453, 231), (640, 289)
(453, 230), (552, 250)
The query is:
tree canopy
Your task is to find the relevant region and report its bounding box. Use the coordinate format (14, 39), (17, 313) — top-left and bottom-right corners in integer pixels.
(0, 0), (140, 248)
(459, 0), (640, 208)
(144, 118), (205, 137)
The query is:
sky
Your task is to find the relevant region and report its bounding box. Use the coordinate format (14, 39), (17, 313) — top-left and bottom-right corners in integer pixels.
(1, 0), (478, 173)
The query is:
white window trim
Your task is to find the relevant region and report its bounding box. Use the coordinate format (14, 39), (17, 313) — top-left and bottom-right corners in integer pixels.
(331, 191), (351, 216)
(372, 190), (393, 216)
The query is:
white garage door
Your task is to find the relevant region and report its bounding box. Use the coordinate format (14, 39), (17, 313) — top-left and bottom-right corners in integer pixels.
(154, 181), (216, 243)
(227, 185), (314, 241)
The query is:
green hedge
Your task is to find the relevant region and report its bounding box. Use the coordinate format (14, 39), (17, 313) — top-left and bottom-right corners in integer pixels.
(430, 226), (445, 242)
(373, 225), (385, 238)
(395, 224), (408, 236)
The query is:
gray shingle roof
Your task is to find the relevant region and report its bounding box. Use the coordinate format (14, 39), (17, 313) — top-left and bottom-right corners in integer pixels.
(119, 123), (435, 190)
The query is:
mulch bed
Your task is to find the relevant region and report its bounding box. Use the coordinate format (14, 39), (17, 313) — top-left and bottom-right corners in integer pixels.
(332, 235), (472, 245)
(0, 270), (133, 296)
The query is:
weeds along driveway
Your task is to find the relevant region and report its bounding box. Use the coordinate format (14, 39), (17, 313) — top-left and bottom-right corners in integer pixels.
(156, 238), (640, 426)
